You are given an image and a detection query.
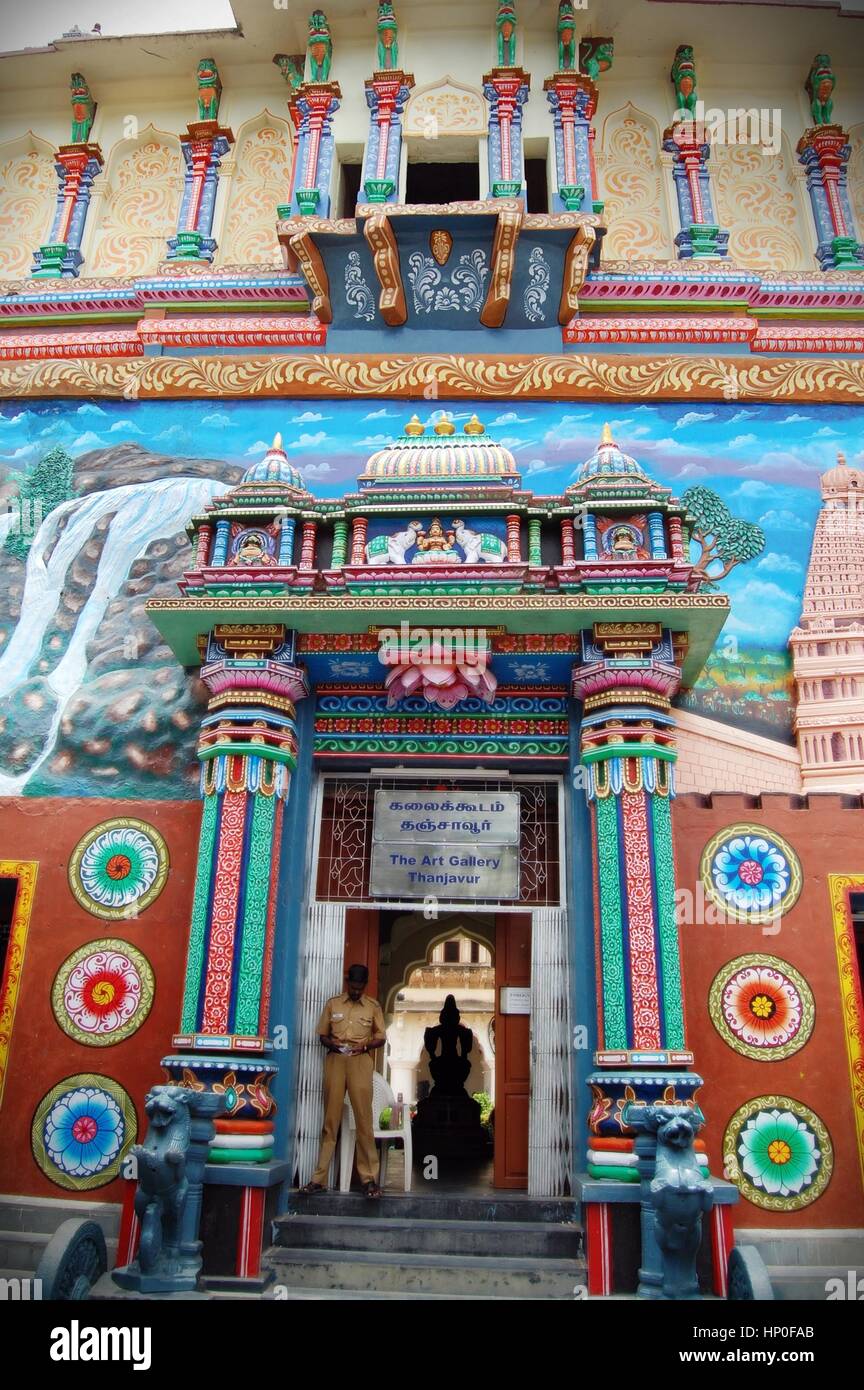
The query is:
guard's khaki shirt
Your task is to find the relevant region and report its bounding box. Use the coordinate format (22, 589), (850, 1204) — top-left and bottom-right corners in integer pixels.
(317, 992), (385, 1045)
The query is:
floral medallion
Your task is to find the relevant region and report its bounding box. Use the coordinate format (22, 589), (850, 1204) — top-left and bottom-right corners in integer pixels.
(708, 955), (814, 1061)
(700, 823), (802, 924)
(31, 1075), (137, 1191)
(51, 940), (155, 1046)
(723, 1096), (832, 1211)
(68, 819), (169, 920)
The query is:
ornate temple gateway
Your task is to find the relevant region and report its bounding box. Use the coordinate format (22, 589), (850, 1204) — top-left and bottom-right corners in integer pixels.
(0, 0), (862, 1305)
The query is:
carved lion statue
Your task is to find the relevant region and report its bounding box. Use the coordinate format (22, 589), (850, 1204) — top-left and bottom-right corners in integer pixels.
(131, 1085), (193, 1274)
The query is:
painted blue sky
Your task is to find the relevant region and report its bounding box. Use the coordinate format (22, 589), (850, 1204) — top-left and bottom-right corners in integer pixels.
(2, 398), (863, 647)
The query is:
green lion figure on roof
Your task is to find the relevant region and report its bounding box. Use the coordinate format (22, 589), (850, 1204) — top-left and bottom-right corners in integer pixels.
(671, 45), (698, 116)
(196, 59), (221, 121)
(557, 1), (578, 72)
(308, 10), (333, 82)
(70, 73), (95, 143)
(377, 2), (398, 70)
(578, 36), (613, 80)
(496, 2), (518, 67)
(806, 54), (835, 125)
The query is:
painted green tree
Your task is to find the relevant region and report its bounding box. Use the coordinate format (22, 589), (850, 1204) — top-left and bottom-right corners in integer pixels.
(4, 445), (76, 562)
(682, 485), (766, 583)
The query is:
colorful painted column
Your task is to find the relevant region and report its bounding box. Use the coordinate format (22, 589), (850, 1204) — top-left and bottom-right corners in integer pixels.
(798, 126), (863, 270)
(663, 121), (729, 259)
(167, 625), (309, 1162)
(32, 142), (104, 278)
(167, 121), (235, 263)
(287, 82), (342, 216)
(362, 70), (414, 204)
(574, 623), (685, 1059)
(543, 74), (597, 212)
(484, 67), (530, 198)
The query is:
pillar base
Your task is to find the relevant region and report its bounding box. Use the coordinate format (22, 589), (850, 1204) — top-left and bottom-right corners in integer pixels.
(492, 179), (522, 198)
(166, 229), (217, 263)
(31, 241), (81, 278)
(675, 223), (728, 258)
(829, 234), (863, 270)
(364, 177), (395, 203)
(558, 183), (585, 211)
(296, 187), (321, 216)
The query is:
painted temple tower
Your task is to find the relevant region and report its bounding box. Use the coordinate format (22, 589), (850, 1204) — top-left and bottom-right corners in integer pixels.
(0, 0), (862, 1309)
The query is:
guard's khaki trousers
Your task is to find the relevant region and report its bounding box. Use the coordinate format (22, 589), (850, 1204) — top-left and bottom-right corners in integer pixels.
(311, 1051), (378, 1186)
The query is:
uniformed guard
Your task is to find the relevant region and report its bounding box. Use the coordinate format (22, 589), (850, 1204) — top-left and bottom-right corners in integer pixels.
(301, 963), (387, 1198)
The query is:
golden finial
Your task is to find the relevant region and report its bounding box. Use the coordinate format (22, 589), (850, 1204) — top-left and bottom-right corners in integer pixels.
(463, 414), (485, 435)
(601, 422), (614, 445)
(272, 432), (283, 450)
(404, 415), (424, 436)
(837, 450), (847, 466)
(434, 415), (456, 436)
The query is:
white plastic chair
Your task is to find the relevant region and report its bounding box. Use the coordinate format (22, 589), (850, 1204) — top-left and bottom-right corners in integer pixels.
(339, 1070), (413, 1192)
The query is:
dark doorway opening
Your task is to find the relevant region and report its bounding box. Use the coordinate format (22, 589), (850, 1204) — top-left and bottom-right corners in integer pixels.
(0, 877), (18, 988)
(525, 156), (549, 213)
(851, 891), (864, 986)
(406, 160), (480, 205)
(339, 162), (363, 218)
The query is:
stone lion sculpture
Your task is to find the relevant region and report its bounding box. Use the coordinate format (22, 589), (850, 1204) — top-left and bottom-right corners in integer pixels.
(645, 1104), (713, 1299)
(131, 1085), (193, 1274)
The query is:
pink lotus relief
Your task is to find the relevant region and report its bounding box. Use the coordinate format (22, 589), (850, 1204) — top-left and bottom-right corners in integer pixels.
(383, 643), (497, 710)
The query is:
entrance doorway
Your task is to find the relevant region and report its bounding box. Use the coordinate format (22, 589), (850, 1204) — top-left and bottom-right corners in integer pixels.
(342, 907), (532, 1190)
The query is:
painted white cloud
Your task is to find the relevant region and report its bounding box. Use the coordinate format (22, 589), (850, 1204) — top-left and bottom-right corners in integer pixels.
(734, 480), (774, 498)
(778, 413), (811, 424)
(674, 411), (715, 430)
(524, 458), (551, 475)
(72, 431), (105, 449)
(815, 426), (841, 437)
(76, 404), (107, 417)
(289, 431), (328, 449)
(362, 408), (396, 420)
(757, 552), (802, 574)
(303, 461), (332, 478)
(491, 411), (533, 425)
(357, 434), (391, 447)
(200, 411), (232, 428)
(290, 410), (329, 423)
(730, 578), (798, 606)
(244, 439), (271, 456)
(729, 410), (756, 422)
(670, 462), (708, 478)
(728, 434), (757, 448)
(0, 412), (28, 427)
(759, 508), (804, 529)
(108, 419), (144, 435)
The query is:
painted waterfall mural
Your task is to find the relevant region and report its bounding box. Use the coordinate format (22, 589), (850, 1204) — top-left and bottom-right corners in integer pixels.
(1, 398), (861, 798)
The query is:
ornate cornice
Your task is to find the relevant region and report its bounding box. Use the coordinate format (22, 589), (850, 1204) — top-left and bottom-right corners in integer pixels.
(2, 353), (863, 400)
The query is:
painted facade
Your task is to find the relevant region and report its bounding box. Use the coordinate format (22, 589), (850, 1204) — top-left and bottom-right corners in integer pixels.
(0, 0), (862, 1301)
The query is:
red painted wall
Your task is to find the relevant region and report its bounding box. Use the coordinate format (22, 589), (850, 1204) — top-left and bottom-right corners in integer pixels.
(0, 798), (200, 1203)
(673, 791), (864, 1230)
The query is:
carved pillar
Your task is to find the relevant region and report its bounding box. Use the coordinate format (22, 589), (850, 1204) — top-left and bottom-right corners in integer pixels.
(483, 67), (530, 198)
(797, 125), (863, 270)
(668, 514), (685, 562)
(331, 518), (348, 567)
(211, 518), (231, 566)
(362, 70), (414, 204)
(167, 120), (234, 263)
(663, 121), (729, 259)
(573, 624), (685, 1058)
(32, 143), (103, 278)
(278, 515), (296, 565)
(167, 626), (310, 1164)
(506, 514), (522, 562)
(195, 523), (213, 568)
(543, 74), (597, 212)
(582, 513), (598, 561)
(648, 512), (667, 559)
(560, 517), (576, 567)
(299, 519), (317, 569)
(350, 516), (368, 564)
(528, 518), (542, 567)
(286, 82), (342, 216)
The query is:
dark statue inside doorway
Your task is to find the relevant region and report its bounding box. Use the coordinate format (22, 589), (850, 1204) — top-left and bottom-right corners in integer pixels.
(425, 994), (473, 1094)
(413, 995), (489, 1160)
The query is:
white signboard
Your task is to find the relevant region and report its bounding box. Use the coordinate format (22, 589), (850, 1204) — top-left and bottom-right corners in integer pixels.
(369, 790), (520, 900)
(499, 986), (531, 1015)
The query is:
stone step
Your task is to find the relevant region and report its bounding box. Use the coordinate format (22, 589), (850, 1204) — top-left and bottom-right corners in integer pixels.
(264, 1245), (585, 1298)
(0, 1229), (118, 1274)
(274, 1212), (581, 1259)
(766, 1265), (864, 1302)
(283, 1191), (577, 1224)
(0, 1196), (120, 1238)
